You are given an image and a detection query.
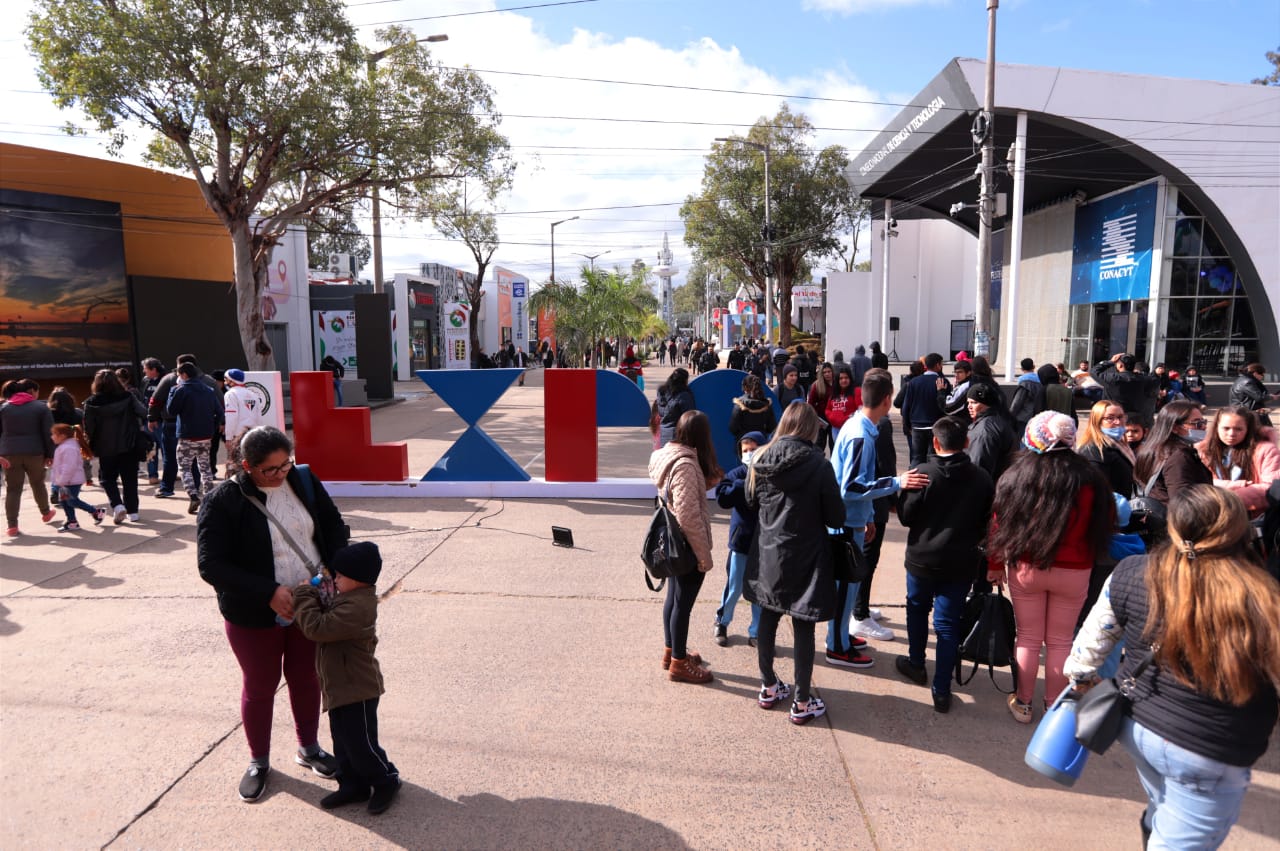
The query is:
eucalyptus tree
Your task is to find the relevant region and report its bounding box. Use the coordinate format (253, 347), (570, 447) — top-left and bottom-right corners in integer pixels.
(28, 0), (508, 368)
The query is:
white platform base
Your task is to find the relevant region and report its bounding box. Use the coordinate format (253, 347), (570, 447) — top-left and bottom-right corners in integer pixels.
(323, 477), (657, 499)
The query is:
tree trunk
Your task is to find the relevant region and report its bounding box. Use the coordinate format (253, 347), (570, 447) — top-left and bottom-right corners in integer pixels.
(230, 219), (274, 370)
(778, 277), (794, 347)
(468, 262), (488, 367)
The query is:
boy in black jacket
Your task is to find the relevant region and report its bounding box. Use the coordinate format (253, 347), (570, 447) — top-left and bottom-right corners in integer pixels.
(894, 416), (994, 712)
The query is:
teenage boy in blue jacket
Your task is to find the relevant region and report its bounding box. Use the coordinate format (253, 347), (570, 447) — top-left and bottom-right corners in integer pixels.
(712, 431), (766, 647)
(828, 372), (928, 668)
(167, 362), (224, 514)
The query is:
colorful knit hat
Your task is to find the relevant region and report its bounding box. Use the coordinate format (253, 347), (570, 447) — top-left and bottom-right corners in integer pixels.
(1022, 411), (1076, 454)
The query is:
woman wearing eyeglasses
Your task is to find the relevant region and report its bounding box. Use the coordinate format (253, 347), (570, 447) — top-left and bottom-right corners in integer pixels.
(1075, 401), (1135, 497)
(197, 426), (350, 803)
(1133, 401), (1214, 512)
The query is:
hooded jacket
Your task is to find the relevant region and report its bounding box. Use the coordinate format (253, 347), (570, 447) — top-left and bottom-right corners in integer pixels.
(292, 584), (385, 712)
(1008, 372), (1046, 429)
(0, 393), (55, 458)
(967, 407), (1018, 481)
(1229, 373), (1270, 411)
(743, 436), (845, 620)
(1091, 362), (1159, 423)
(715, 461), (758, 555)
(648, 443), (714, 571)
(728, 395), (776, 439)
(83, 391), (146, 458)
(897, 451), (994, 582)
(655, 386), (695, 446)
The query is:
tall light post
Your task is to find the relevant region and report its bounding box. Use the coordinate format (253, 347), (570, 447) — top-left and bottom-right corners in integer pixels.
(973, 0), (998, 357)
(573, 250), (611, 272)
(368, 33), (448, 294)
(716, 137), (772, 342)
(550, 215), (579, 283)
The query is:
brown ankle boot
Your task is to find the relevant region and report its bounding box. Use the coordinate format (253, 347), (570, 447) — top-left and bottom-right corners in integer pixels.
(668, 656), (714, 684)
(662, 648), (704, 670)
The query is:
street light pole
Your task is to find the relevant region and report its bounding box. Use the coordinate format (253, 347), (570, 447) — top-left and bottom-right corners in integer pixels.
(973, 1), (998, 356)
(368, 33), (448, 295)
(716, 137), (772, 343)
(573, 250), (611, 272)
(550, 215), (579, 283)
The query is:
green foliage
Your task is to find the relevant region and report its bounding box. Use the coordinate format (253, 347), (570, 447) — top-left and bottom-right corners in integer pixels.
(854, 260), (872, 273)
(1252, 48), (1280, 85)
(307, 207), (371, 271)
(680, 104), (851, 346)
(27, 1), (508, 367)
(527, 266), (658, 366)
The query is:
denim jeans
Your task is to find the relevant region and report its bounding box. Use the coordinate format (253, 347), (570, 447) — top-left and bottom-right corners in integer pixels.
(905, 573), (971, 696)
(716, 551), (761, 637)
(160, 421), (179, 492)
(909, 428), (933, 466)
(55, 483), (96, 524)
(827, 529), (864, 653)
(1120, 716), (1251, 850)
(145, 423), (161, 479)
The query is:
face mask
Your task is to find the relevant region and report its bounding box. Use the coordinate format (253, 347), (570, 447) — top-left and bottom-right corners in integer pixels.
(1102, 426), (1126, 441)
(740, 450), (754, 464)
(1184, 429), (1206, 444)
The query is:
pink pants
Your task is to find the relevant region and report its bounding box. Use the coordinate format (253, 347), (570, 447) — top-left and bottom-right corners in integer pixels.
(1008, 563), (1090, 705)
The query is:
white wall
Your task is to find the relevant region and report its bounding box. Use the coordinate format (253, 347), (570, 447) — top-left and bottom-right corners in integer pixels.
(266, 226), (315, 377)
(997, 201), (1075, 371)
(831, 218), (977, 361)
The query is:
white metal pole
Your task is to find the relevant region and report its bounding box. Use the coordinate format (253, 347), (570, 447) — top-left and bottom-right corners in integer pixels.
(880, 199), (892, 351)
(1002, 111), (1028, 380)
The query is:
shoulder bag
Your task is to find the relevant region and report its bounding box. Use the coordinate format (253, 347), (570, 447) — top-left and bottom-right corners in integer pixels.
(955, 587), (1018, 693)
(830, 529), (870, 584)
(1127, 460), (1167, 539)
(641, 469), (699, 592)
(1074, 646), (1155, 754)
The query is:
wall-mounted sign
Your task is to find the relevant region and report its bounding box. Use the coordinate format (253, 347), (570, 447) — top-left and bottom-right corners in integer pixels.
(1071, 183), (1158, 305)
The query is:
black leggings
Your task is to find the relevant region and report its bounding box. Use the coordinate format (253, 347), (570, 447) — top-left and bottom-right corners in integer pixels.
(663, 569), (706, 658)
(757, 609), (817, 702)
(854, 520), (886, 621)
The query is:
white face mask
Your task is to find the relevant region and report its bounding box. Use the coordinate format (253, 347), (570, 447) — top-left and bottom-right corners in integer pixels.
(740, 450), (754, 464)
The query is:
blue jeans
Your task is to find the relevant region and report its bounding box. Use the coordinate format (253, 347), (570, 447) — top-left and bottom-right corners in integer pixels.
(1120, 716), (1251, 850)
(905, 573), (971, 696)
(146, 423), (161, 479)
(161, 421), (179, 492)
(333, 378), (344, 407)
(55, 484), (96, 524)
(827, 529), (864, 653)
(715, 551), (761, 637)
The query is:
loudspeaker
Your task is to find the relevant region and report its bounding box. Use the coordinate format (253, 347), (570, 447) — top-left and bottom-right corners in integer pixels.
(889, 316), (900, 332)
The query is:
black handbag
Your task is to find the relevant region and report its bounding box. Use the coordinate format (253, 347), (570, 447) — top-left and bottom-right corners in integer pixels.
(641, 480), (698, 592)
(1074, 647), (1155, 754)
(955, 588), (1018, 693)
(829, 531), (870, 584)
(1127, 461), (1167, 540)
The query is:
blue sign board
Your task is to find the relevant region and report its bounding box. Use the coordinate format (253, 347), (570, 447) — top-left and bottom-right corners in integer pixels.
(1070, 183), (1157, 305)
(512, 281), (526, 298)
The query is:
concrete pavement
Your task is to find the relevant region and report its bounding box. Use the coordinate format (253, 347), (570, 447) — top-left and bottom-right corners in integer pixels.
(2, 364), (1277, 850)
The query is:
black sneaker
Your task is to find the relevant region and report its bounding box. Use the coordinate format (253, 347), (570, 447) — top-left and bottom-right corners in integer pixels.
(713, 624), (728, 647)
(825, 647), (874, 669)
(295, 748), (338, 779)
(932, 691), (952, 714)
(895, 655), (928, 686)
(155, 490), (174, 498)
(320, 786), (370, 810)
(239, 764), (269, 802)
(187, 497), (201, 515)
(367, 778), (401, 815)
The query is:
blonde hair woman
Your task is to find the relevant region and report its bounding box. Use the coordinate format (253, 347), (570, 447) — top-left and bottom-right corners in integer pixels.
(1076, 399), (1135, 496)
(1066, 486), (1280, 849)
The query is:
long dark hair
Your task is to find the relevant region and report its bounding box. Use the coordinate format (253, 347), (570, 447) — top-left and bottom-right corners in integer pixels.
(662, 367), (690, 396)
(1134, 400), (1202, 484)
(987, 449), (1113, 570)
(91, 369), (125, 398)
(673, 410), (722, 485)
(831, 364), (855, 399)
(47, 386), (77, 417)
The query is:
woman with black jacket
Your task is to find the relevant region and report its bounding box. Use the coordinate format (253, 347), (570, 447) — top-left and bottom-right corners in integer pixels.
(1075, 400), (1134, 497)
(83, 369), (147, 524)
(1133, 401), (1212, 508)
(1067, 486), (1280, 850)
(655, 368), (696, 447)
(197, 426), (350, 803)
(744, 403), (846, 725)
(728, 373), (776, 440)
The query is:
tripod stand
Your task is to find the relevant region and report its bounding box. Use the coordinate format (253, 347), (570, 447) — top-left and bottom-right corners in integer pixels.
(889, 328), (900, 361)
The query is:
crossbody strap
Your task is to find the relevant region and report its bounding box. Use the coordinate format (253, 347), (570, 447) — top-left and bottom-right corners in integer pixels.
(1137, 459), (1167, 498)
(244, 491), (322, 577)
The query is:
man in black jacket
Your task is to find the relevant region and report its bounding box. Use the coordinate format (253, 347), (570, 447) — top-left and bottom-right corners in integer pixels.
(895, 416), (995, 712)
(1092, 353), (1159, 425)
(965, 382), (1017, 482)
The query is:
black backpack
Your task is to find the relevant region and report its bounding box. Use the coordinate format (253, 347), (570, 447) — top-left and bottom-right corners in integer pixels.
(955, 587), (1018, 694)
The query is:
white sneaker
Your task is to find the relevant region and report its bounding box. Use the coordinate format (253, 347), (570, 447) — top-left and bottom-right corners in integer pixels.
(870, 607), (884, 621)
(127, 513), (139, 522)
(853, 617), (895, 641)
(113, 505), (127, 525)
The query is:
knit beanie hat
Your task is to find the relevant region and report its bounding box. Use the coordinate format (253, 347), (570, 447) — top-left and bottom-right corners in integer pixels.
(225, 368), (246, 385)
(330, 541), (382, 585)
(1023, 411), (1076, 454)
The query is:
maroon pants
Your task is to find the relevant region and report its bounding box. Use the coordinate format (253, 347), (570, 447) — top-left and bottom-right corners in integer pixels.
(224, 621), (322, 761)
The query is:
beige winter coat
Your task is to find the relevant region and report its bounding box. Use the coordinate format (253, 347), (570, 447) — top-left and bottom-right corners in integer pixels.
(648, 443), (715, 571)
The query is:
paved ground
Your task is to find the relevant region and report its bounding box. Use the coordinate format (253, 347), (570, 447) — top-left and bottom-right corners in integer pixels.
(2, 364), (1277, 850)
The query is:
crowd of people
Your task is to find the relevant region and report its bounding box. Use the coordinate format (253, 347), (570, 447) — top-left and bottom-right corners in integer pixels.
(1, 354), (273, 535)
(647, 346), (1279, 849)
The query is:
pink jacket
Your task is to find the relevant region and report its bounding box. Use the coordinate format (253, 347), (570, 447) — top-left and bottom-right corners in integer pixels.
(648, 442), (715, 571)
(49, 440), (86, 487)
(1204, 437), (1280, 517)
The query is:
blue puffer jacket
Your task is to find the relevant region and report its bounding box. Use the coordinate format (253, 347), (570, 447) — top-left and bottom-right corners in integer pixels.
(167, 380), (224, 440)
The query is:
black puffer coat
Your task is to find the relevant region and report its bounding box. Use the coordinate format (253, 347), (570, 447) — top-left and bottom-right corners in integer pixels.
(655, 387), (696, 446)
(744, 436), (845, 621)
(83, 391), (146, 458)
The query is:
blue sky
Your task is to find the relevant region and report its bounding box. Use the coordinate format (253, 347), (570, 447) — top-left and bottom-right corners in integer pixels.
(3, 0), (1277, 286)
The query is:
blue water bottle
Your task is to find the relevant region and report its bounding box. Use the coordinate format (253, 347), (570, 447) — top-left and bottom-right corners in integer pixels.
(1025, 687), (1089, 787)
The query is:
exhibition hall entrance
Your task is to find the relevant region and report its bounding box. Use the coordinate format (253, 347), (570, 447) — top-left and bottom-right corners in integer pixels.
(1065, 300), (1149, 367)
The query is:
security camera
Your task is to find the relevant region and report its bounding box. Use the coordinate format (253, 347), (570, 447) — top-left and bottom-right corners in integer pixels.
(887, 217), (898, 230)
(1072, 189), (1088, 206)
(949, 202), (965, 217)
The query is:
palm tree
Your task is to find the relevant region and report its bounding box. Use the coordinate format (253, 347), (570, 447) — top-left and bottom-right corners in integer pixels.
(528, 265), (658, 367)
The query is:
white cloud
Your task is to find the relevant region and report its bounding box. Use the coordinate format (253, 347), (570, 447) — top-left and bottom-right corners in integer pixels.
(2, 0), (891, 291)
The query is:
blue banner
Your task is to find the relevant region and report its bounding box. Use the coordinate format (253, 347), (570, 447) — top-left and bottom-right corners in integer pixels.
(1070, 183), (1157, 305)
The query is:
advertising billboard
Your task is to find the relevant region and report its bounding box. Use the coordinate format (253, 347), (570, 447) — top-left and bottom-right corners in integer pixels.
(1071, 182), (1158, 305)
